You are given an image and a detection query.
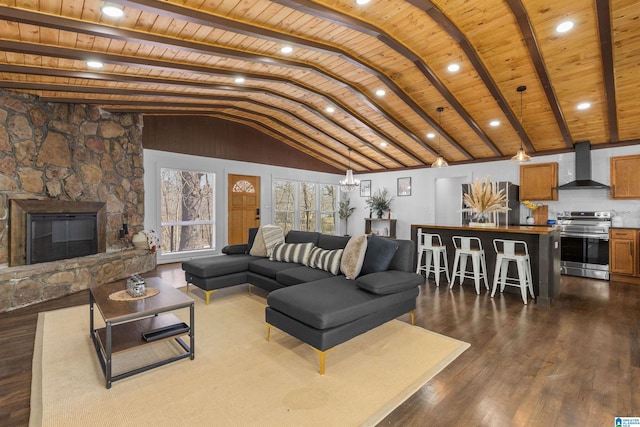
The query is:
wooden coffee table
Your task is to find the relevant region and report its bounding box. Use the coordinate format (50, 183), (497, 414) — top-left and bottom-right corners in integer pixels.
(89, 277), (194, 389)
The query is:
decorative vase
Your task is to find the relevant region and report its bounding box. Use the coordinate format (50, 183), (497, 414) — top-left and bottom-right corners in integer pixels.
(377, 210), (383, 219)
(132, 232), (148, 249)
(469, 211), (495, 227)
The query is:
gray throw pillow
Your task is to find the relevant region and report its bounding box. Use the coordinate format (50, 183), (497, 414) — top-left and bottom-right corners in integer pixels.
(359, 234), (399, 276)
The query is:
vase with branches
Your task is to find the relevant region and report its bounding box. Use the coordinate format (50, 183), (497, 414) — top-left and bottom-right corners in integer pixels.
(338, 198), (356, 235)
(462, 177), (508, 225)
(366, 188), (394, 219)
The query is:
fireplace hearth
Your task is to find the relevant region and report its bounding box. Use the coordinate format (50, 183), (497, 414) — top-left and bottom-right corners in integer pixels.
(9, 200), (106, 267)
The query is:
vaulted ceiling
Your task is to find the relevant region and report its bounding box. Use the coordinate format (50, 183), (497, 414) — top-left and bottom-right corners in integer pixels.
(0, 0), (638, 173)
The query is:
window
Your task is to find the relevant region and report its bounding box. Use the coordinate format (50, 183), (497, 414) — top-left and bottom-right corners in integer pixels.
(299, 183), (316, 231)
(160, 168), (215, 254)
(274, 181), (295, 234)
(320, 184), (337, 234)
(274, 180), (337, 234)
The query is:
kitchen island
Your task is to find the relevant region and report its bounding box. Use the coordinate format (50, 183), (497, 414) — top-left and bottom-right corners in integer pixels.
(411, 224), (561, 306)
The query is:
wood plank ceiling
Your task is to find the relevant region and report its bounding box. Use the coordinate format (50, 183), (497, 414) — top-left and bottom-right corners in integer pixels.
(0, 0), (638, 173)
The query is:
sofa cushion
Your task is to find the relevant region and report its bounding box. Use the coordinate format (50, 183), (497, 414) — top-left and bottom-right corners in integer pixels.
(267, 277), (418, 329)
(285, 230), (320, 245)
(249, 258), (300, 279)
(269, 242), (314, 265)
(356, 270), (423, 295)
(340, 234), (368, 279)
(182, 254), (257, 278)
(276, 266), (336, 286)
(359, 234), (399, 276)
(306, 247), (343, 275)
(318, 234), (350, 250)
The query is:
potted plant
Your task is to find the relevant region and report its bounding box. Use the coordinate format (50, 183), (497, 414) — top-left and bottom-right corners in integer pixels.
(338, 198), (356, 236)
(366, 188), (394, 219)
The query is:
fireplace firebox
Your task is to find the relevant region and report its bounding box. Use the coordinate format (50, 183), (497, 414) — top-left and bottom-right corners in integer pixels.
(26, 213), (98, 264)
(9, 199), (107, 267)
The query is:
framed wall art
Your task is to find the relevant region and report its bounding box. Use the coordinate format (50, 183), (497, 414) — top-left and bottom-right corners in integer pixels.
(397, 177), (412, 196)
(360, 180), (371, 197)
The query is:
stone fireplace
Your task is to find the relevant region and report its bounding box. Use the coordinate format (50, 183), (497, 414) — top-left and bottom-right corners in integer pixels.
(0, 89), (154, 312)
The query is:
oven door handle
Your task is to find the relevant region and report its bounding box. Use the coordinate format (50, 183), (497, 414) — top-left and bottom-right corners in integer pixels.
(561, 232), (609, 240)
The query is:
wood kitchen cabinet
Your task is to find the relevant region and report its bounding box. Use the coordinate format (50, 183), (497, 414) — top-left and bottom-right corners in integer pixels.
(610, 154), (640, 199)
(609, 229), (639, 283)
(519, 162), (558, 201)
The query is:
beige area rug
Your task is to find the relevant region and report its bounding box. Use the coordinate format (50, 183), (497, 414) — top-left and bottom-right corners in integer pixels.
(30, 287), (469, 427)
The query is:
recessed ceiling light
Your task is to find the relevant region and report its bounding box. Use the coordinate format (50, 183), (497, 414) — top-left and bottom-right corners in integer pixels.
(490, 120), (500, 127)
(280, 46), (293, 54)
(101, 5), (124, 18)
(577, 102), (591, 110)
(426, 132), (435, 139)
(234, 77), (245, 83)
(356, 0), (371, 5)
(447, 63), (460, 72)
(379, 141), (387, 147)
(86, 60), (104, 68)
(556, 20), (574, 33)
(326, 106), (335, 113)
(375, 89), (386, 97)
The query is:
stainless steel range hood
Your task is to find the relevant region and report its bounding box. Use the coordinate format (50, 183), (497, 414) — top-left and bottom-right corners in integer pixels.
(556, 141), (610, 190)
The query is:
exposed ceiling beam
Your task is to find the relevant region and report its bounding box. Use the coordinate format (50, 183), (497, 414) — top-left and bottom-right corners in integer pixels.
(505, 0), (574, 149)
(595, 0), (619, 143)
(272, 0), (481, 159)
(0, 63), (406, 168)
(0, 79), (378, 170)
(0, 5), (440, 160)
(0, 39), (427, 166)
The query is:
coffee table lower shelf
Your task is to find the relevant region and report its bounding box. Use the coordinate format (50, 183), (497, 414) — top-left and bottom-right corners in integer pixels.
(91, 313), (193, 388)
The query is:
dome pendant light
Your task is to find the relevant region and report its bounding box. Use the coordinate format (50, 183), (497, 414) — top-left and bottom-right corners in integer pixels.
(431, 107), (448, 168)
(511, 85), (531, 163)
(340, 148), (360, 192)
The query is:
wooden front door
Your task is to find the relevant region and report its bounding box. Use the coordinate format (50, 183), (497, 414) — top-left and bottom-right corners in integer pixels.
(228, 174), (260, 245)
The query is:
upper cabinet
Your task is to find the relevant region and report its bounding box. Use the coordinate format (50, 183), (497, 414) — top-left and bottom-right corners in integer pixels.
(519, 162), (558, 201)
(611, 154), (640, 199)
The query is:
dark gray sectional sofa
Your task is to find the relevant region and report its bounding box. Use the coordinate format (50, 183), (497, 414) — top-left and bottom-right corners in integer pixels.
(182, 229), (423, 373)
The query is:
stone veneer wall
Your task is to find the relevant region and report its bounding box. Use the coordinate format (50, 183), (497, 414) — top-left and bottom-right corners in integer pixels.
(0, 89), (155, 312)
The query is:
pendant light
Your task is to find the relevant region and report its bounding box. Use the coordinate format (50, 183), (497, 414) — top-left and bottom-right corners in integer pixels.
(340, 148), (360, 192)
(511, 85), (531, 162)
(431, 107), (448, 168)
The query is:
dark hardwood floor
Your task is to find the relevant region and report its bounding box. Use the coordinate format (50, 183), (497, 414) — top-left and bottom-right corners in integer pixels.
(1, 264), (638, 426)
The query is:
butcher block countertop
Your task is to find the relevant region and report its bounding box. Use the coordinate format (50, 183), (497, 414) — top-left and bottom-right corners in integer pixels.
(411, 224), (561, 235)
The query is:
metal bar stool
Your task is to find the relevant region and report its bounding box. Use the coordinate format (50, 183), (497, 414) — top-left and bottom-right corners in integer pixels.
(491, 239), (535, 304)
(449, 236), (489, 294)
(416, 229), (450, 286)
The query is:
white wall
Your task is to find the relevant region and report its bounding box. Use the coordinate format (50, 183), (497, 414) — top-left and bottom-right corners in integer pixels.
(345, 144), (640, 239)
(143, 149), (342, 264)
(144, 144), (640, 261)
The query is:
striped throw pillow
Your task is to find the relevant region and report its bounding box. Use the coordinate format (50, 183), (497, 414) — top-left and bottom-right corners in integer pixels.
(269, 242), (315, 264)
(306, 247), (344, 275)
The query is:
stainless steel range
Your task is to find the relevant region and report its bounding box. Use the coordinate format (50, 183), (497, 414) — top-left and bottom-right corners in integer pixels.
(557, 211), (611, 280)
